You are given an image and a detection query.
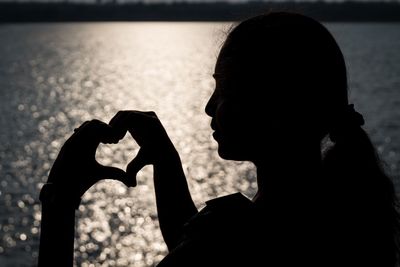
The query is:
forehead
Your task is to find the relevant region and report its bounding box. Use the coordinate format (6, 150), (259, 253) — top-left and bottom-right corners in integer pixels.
(213, 60), (259, 88)
(214, 48), (265, 80)
(213, 58), (245, 82)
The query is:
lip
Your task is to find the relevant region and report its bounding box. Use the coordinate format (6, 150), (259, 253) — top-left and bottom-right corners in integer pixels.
(212, 131), (219, 140)
(210, 120), (217, 131)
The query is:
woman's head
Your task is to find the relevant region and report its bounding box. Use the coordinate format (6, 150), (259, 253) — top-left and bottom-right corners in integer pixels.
(205, 12), (399, 266)
(206, 12), (349, 160)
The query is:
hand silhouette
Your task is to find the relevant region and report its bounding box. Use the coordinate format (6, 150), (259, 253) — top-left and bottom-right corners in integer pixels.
(109, 111), (178, 186)
(46, 119), (129, 204)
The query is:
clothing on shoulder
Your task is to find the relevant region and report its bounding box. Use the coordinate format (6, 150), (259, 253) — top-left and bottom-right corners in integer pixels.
(157, 192), (337, 267)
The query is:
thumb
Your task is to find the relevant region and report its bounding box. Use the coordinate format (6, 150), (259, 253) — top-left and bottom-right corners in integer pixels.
(97, 164), (130, 187)
(126, 148), (151, 187)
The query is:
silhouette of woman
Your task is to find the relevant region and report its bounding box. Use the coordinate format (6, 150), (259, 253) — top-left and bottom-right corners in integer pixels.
(38, 12), (399, 267)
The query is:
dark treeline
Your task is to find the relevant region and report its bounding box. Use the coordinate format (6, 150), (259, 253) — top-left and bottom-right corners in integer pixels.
(1, 1), (400, 22)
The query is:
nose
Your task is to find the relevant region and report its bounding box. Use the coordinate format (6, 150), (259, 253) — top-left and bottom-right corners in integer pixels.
(205, 91), (217, 117)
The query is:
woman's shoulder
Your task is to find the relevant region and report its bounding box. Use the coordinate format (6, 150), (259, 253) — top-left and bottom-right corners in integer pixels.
(180, 192), (266, 251)
(157, 193), (265, 267)
(184, 192), (257, 235)
(205, 192), (254, 211)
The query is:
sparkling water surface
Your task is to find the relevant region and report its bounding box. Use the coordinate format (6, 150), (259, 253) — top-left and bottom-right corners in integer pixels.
(0, 22), (399, 266)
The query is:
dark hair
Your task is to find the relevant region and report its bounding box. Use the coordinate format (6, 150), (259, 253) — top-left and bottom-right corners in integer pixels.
(220, 12), (400, 266)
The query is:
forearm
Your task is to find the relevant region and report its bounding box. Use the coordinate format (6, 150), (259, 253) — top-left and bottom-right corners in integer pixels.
(37, 119), (127, 266)
(38, 201), (76, 267)
(153, 150), (198, 250)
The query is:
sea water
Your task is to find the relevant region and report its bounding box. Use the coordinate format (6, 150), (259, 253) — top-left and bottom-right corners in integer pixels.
(0, 22), (399, 266)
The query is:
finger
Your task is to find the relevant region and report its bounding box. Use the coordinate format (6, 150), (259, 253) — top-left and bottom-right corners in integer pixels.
(126, 149), (151, 187)
(96, 164), (131, 187)
(109, 111), (132, 140)
(112, 111), (161, 146)
(72, 121), (91, 135)
(75, 119), (106, 137)
(143, 111), (158, 118)
(109, 110), (126, 126)
(78, 120), (122, 144)
(109, 111), (131, 129)
(109, 111), (144, 146)
(109, 110), (157, 130)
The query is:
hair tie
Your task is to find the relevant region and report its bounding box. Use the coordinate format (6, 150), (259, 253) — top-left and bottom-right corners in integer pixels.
(330, 104), (365, 142)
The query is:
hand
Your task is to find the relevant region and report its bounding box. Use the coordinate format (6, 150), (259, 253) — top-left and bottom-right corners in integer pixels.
(109, 111), (179, 186)
(46, 119), (129, 203)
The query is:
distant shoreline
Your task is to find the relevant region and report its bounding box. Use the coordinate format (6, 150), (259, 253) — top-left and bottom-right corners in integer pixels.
(1, 2), (400, 22)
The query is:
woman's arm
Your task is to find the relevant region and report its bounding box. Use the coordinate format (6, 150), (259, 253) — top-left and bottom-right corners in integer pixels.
(109, 111), (198, 250)
(38, 120), (128, 266)
(153, 147), (198, 250)
(38, 196), (76, 267)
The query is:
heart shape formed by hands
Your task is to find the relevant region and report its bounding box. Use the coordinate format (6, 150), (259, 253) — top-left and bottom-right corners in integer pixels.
(90, 120), (145, 188)
(96, 133), (141, 186)
(95, 110), (176, 188)
(47, 111), (176, 201)
(106, 110), (177, 186)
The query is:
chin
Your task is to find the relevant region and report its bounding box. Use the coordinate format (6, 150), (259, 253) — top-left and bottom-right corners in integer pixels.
(217, 145), (249, 161)
(217, 148), (233, 160)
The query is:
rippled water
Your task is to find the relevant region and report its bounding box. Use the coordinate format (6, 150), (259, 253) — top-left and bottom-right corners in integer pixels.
(0, 22), (399, 267)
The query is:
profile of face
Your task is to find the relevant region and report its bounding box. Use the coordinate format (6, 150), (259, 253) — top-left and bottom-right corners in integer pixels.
(205, 13), (348, 162)
(205, 54), (277, 161)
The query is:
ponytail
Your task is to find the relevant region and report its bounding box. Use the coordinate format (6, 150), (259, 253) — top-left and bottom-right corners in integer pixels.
(322, 107), (400, 266)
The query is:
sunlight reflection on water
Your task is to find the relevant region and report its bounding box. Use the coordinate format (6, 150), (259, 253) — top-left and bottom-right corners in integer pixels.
(0, 22), (399, 267)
